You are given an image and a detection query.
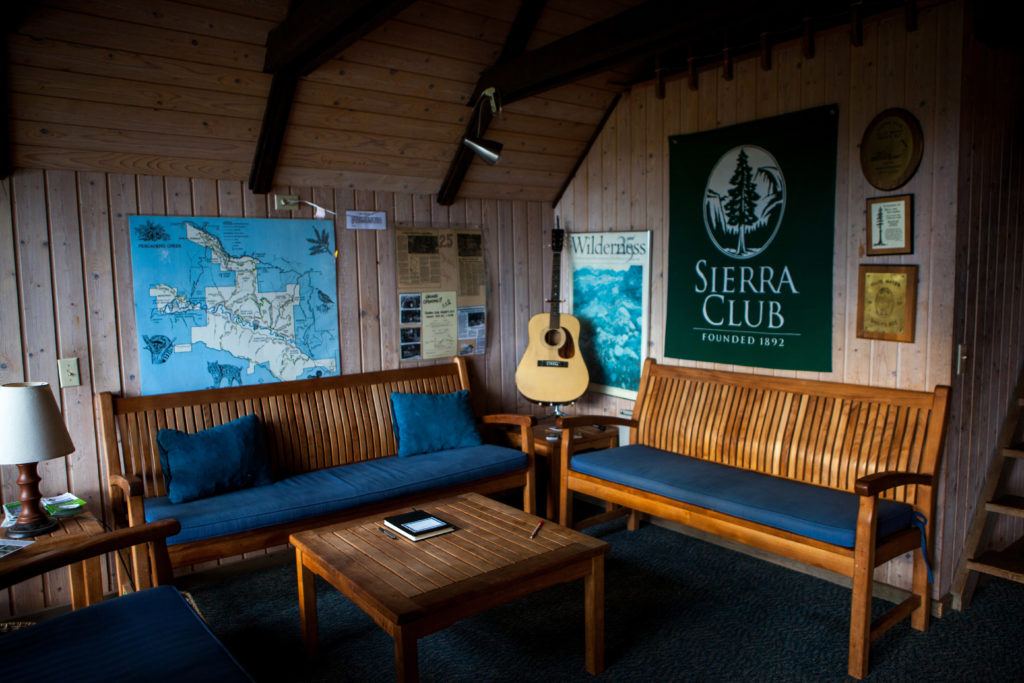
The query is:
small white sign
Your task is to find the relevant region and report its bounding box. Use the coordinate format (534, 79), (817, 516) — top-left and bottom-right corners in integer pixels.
(346, 211), (387, 231)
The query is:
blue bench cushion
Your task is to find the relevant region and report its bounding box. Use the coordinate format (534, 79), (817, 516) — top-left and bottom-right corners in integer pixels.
(145, 444), (527, 545)
(571, 445), (915, 548)
(0, 585), (251, 682)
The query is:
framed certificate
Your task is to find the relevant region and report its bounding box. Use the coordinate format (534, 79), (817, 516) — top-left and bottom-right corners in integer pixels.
(856, 264), (918, 343)
(866, 195), (912, 255)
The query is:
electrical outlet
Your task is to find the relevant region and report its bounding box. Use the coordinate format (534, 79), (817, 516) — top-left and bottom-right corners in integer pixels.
(274, 194), (299, 211)
(58, 357), (81, 387)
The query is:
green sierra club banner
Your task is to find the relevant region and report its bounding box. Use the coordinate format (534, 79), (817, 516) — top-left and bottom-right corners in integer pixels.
(665, 105), (838, 371)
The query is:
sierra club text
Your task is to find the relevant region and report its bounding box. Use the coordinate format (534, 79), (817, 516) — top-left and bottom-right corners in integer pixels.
(693, 259), (799, 330)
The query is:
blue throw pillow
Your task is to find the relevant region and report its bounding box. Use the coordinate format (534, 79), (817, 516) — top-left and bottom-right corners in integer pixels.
(390, 390), (482, 457)
(156, 414), (274, 504)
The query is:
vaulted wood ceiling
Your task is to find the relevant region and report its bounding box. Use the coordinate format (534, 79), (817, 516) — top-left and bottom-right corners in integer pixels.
(5, 0), (921, 205)
(6, 0), (649, 204)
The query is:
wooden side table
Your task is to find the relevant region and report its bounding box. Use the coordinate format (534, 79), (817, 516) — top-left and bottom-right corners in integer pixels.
(504, 417), (619, 520)
(1, 512), (106, 610)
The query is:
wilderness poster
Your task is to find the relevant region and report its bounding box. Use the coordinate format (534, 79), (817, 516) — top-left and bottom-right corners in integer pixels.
(569, 231), (650, 400)
(665, 105), (838, 371)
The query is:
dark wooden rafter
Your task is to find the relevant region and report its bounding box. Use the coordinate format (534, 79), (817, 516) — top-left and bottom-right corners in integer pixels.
(2, 7), (36, 179)
(1, 31), (11, 179)
(851, 2), (864, 47)
(803, 17), (815, 59)
(484, 0), (914, 106)
(436, 0), (547, 206)
(760, 32), (772, 71)
(248, 0), (415, 194)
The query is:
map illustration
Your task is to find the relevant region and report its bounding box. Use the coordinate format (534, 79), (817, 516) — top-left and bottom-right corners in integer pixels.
(130, 216), (340, 395)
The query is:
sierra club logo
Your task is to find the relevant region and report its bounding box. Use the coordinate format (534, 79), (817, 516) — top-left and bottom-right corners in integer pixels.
(703, 145), (785, 259)
(695, 144), (796, 333)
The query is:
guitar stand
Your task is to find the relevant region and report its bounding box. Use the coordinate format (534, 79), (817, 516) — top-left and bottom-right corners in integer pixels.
(535, 402), (574, 441)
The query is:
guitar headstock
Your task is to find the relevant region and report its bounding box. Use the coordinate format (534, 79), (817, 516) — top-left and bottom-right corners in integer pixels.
(551, 228), (564, 253)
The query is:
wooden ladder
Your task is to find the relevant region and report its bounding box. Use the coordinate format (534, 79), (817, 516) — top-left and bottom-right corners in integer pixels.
(951, 364), (1024, 610)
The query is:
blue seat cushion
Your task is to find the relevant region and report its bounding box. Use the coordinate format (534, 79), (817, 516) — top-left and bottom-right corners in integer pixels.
(0, 585), (251, 682)
(571, 445), (916, 548)
(145, 444), (526, 545)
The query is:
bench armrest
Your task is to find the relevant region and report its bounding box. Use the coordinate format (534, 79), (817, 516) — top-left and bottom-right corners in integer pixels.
(480, 413), (537, 457)
(479, 413), (537, 429)
(0, 518), (181, 592)
(110, 472), (144, 498)
(854, 471), (932, 496)
(109, 473), (147, 527)
(556, 414), (637, 430)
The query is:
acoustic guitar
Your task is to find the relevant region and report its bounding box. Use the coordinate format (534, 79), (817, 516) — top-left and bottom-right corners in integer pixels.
(515, 226), (590, 404)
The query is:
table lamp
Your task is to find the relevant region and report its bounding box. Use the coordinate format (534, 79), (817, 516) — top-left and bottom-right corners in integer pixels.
(0, 382), (75, 539)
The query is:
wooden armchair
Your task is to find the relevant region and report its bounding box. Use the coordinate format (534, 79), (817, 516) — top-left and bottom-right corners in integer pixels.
(0, 519), (253, 682)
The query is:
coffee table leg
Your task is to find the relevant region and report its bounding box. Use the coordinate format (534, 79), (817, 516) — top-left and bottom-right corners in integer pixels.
(584, 555), (605, 674)
(296, 551), (318, 658)
(393, 627), (419, 683)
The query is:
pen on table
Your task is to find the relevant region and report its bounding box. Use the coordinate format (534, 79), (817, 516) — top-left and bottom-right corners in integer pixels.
(529, 520), (544, 539)
(378, 526), (397, 540)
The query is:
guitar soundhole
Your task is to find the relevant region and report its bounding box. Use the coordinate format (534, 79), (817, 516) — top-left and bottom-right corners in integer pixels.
(544, 328), (576, 359)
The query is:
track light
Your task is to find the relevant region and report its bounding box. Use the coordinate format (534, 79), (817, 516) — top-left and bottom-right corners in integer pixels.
(463, 87), (502, 165)
(462, 137), (502, 165)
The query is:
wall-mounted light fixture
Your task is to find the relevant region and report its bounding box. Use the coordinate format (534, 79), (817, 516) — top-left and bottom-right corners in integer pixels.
(463, 87), (502, 165)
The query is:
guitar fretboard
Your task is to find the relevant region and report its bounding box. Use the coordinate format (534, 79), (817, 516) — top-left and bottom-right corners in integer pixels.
(548, 229), (564, 330)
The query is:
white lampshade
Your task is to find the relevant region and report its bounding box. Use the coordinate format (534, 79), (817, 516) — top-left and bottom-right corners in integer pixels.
(0, 382), (75, 465)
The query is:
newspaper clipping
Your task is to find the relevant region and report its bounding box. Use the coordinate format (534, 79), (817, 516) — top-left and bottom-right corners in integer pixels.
(396, 228), (486, 361)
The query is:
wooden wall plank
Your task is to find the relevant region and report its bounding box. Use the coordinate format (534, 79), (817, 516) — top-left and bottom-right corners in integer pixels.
(0, 177), (24, 618)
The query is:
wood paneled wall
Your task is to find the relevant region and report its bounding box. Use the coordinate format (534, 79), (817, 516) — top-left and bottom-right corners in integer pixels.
(555, 3), (964, 595)
(943, 27), (1024, 586)
(0, 173), (552, 617)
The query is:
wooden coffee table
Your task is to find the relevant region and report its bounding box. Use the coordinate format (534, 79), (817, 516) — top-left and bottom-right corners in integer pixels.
(290, 492), (609, 682)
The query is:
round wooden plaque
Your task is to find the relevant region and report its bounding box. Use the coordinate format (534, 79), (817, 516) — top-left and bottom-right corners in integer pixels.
(859, 108), (923, 190)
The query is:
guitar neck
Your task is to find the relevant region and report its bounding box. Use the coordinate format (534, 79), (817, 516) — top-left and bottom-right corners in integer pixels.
(548, 247), (561, 329)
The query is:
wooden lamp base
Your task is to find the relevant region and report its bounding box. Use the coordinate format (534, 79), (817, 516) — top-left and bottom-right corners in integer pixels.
(5, 462), (59, 539)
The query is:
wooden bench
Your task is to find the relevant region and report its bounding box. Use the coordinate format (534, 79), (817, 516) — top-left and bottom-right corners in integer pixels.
(557, 359), (949, 679)
(96, 358), (535, 572)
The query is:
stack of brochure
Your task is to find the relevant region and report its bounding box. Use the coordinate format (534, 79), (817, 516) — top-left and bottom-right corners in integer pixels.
(2, 492), (86, 528)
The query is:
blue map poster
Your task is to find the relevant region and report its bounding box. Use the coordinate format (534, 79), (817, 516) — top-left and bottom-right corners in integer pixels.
(129, 216), (340, 395)
(569, 231), (651, 400)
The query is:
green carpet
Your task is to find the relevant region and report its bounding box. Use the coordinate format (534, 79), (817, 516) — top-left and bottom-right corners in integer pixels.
(188, 519), (1023, 682)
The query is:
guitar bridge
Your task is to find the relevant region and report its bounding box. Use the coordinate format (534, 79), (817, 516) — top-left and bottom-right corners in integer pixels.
(537, 360), (569, 368)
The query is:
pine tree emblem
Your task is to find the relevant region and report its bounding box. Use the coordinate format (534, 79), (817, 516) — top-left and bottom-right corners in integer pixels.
(703, 145), (786, 260)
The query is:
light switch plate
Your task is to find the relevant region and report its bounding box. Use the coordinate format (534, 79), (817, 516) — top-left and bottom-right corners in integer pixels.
(58, 357), (80, 387)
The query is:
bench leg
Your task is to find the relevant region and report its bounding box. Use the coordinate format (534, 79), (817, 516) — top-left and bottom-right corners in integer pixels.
(911, 530), (931, 632)
(627, 509), (642, 531)
(848, 495), (878, 679)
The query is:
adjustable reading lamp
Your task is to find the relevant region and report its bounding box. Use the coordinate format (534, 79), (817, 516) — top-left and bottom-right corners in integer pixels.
(0, 382), (75, 539)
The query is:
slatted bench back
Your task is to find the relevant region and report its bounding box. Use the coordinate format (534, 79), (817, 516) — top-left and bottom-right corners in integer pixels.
(97, 360), (470, 499)
(633, 360), (950, 505)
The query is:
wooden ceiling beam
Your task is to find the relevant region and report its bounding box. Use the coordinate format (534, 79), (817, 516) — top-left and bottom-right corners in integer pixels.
(248, 0), (415, 194)
(2, 7), (37, 179)
(478, 0), (922, 105)
(437, 0), (547, 206)
(477, 0), (733, 105)
(263, 0), (416, 76)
